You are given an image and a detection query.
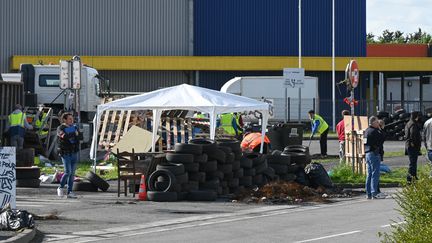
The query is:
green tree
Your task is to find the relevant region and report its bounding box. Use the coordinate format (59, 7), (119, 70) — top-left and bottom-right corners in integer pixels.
(378, 29), (394, 43)
(366, 32), (376, 43)
(394, 31), (406, 43)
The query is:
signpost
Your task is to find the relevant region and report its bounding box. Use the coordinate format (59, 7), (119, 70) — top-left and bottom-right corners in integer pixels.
(283, 68), (305, 122)
(0, 147), (16, 209)
(346, 60), (359, 173)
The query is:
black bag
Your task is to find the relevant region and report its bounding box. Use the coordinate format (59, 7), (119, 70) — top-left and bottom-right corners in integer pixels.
(304, 162), (333, 188)
(0, 205), (35, 230)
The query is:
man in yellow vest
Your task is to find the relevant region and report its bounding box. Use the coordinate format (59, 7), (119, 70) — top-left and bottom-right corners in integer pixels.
(219, 113), (238, 136)
(308, 110), (329, 157)
(6, 104), (33, 149)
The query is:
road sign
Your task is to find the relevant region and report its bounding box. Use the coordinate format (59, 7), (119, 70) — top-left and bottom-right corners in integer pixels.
(348, 60), (359, 88)
(59, 60), (70, 90)
(72, 59), (81, 90)
(283, 68), (305, 88)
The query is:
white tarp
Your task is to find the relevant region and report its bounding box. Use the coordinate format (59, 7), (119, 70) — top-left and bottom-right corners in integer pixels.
(90, 84), (269, 159)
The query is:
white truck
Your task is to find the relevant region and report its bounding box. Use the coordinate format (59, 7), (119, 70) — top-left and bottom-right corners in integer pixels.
(221, 76), (319, 121)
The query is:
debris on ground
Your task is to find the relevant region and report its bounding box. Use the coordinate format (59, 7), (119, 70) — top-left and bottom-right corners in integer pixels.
(234, 181), (362, 205)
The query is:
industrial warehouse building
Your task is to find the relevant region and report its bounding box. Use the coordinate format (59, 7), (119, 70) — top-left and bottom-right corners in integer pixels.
(1, 0), (432, 126)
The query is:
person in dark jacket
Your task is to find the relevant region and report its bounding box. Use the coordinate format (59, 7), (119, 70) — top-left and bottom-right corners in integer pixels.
(404, 111), (422, 183)
(57, 113), (80, 198)
(364, 116), (386, 199)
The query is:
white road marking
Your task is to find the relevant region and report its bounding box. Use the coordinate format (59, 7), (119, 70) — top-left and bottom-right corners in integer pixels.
(381, 221), (405, 228)
(293, 230), (362, 243)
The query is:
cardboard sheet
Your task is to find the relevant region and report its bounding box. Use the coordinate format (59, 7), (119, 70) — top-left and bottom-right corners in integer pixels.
(112, 125), (159, 154)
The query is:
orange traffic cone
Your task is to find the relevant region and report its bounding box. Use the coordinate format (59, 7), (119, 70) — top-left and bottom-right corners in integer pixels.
(138, 175), (147, 201)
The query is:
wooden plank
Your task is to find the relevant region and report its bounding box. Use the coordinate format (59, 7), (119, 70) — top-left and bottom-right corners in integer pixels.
(158, 119), (163, 152)
(114, 110), (125, 144)
(165, 117), (171, 150)
(105, 110), (118, 149)
(173, 119), (178, 145)
(123, 110), (132, 136)
(98, 110), (111, 146)
(180, 118), (185, 143)
(187, 118), (192, 142)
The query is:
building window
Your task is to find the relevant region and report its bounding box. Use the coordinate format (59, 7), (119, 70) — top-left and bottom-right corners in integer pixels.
(39, 75), (60, 87)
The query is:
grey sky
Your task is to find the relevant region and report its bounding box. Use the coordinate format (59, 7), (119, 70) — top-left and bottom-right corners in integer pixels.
(367, 0), (432, 35)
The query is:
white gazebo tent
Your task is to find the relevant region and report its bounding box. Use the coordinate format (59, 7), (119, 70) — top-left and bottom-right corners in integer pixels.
(90, 84), (269, 160)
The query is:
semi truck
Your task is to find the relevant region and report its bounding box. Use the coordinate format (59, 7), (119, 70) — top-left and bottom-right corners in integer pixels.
(220, 76), (319, 122)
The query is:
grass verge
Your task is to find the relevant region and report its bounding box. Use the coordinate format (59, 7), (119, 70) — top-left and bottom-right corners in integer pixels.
(39, 160), (118, 181)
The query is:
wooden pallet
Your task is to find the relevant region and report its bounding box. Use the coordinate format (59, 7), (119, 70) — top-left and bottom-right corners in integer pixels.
(96, 109), (195, 152)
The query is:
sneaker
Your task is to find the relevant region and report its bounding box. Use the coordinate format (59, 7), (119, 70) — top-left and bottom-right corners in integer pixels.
(366, 195), (372, 200)
(57, 187), (65, 197)
(373, 193), (387, 199)
(67, 192), (78, 199)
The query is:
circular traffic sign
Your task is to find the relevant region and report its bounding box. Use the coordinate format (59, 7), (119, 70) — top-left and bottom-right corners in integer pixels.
(348, 60), (359, 88)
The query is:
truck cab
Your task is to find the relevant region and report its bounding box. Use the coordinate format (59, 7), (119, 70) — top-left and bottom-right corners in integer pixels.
(20, 64), (107, 122)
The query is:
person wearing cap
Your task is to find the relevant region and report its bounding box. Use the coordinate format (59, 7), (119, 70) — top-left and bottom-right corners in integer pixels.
(5, 104), (33, 149)
(308, 110), (329, 157)
(364, 116), (386, 199)
(336, 110), (350, 163)
(424, 114), (432, 175)
(404, 111), (422, 183)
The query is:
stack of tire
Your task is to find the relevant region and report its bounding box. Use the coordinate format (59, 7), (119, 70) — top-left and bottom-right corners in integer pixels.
(73, 171), (110, 192)
(216, 139), (243, 194)
(265, 151), (297, 182)
(240, 152), (269, 187)
(16, 148), (41, 188)
(377, 109), (410, 141)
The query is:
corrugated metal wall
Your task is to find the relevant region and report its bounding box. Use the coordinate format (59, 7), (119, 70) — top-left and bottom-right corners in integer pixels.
(0, 0), (191, 83)
(194, 0), (366, 57)
(100, 71), (191, 92)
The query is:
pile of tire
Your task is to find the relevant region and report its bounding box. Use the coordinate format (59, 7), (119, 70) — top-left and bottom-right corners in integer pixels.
(377, 109), (410, 141)
(16, 148), (41, 188)
(239, 152), (269, 187)
(73, 171), (110, 192)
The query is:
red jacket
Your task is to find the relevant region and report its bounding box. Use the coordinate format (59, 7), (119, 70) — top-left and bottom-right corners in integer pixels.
(336, 120), (345, 142)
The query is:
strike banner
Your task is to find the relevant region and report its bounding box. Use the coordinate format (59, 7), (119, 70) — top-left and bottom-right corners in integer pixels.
(0, 147), (16, 209)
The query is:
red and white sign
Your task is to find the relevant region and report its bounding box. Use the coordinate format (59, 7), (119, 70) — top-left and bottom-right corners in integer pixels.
(348, 60), (359, 88)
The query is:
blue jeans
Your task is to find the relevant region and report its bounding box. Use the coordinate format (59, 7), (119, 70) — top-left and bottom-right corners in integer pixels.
(60, 152), (78, 194)
(365, 152), (381, 197)
(427, 150), (432, 162)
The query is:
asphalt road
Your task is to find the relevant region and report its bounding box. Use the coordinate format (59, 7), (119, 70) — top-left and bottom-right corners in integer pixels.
(19, 185), (401, 243)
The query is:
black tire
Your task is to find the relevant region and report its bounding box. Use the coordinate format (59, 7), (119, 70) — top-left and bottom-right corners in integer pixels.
(177, 191), (188, 201)
(200, 160), (218, 172)
(16, 178), (40, 188)
(271, 150), (283, 156)
(184, 163), (199, 172)
(16, 167), (40, 179)
(187, 190), (217, 201)
(188, 172), (206, 182)
(232, 160), (241, 171)
(217, 146), (232, 154)
(239, 176), (252, 186)
(283, 147), (308, 154)
(234, 168), (244, 178)
(157, 163), (185, 175)
(16, 148), (35, 167)
(228, 178), (239, 188)
(262, 167), (275, 178)
(224, 171), (234, 180)
(225, 152), (235, 164)
(194, 154), (208, 163)
(73, 181), (98, 192)
(234, 152), (242, 161)
(287, 164), (301, 173)
(85, 171), (110, 192)
(267, 154), (291, 165)
(174, 143), (203, 155)
(147, 191), (178, 202)
(254, 161), (268, 174)
(206, 171), (224, 180)
(216, 139), (241, 152)
(166, 153), (194, 164)
(244, 168), (256, 176)
(284, 152), (310, 166)
(244, 152), (265, 166)
(199, 179), (220, 190)
(240, 157), (253, 169)
(268, 163), (288, 174)
(206, 149), (226, 163)
(280, 173), (297, 182)
(253, 174), (263, 185)
(148, 169), (177, 192)
(218, 164), (233, 174)
(176, 173), (189, 184)
(155, 182), (181, 193)
(189, 139), (218, 153)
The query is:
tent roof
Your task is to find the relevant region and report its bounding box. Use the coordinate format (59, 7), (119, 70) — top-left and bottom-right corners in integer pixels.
(97, 84), (269, 114)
